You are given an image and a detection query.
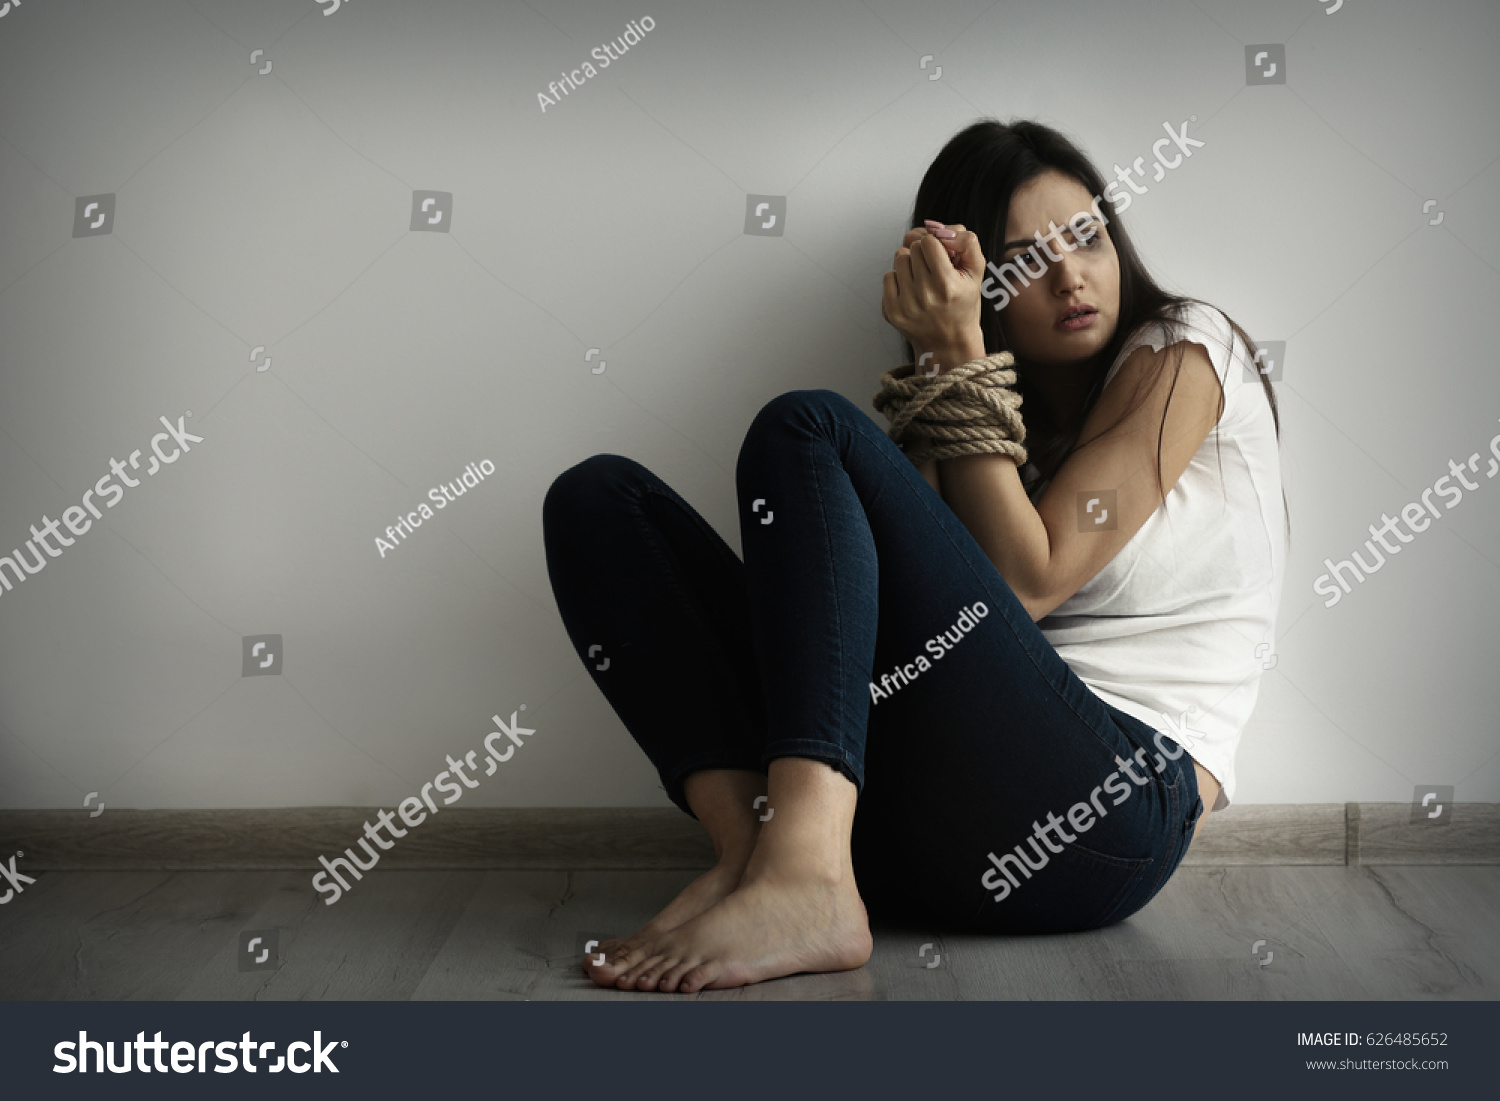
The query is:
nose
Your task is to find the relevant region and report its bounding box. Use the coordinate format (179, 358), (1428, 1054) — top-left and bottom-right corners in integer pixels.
(1050, 251), (1086, 295)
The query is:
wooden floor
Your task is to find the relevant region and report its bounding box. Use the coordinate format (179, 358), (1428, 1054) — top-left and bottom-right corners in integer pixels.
(1, 865), (1495, 1000)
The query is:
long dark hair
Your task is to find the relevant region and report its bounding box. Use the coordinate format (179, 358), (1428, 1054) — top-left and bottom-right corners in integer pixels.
(904, 118), (1289, 536)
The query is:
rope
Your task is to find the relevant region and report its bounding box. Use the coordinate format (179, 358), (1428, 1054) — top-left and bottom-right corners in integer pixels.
(872, 353), (1028, 464)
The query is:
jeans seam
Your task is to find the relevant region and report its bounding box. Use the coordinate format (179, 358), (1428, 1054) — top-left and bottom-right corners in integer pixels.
(1137, 775), (1183, 905)
(760, 737), (862, 780)
(806, 427), (850, 776)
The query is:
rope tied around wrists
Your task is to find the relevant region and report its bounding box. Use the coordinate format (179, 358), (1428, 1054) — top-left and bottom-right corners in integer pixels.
(872, 352), (1028, 464)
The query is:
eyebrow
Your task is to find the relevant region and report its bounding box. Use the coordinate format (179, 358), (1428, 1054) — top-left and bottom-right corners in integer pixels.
(1000, 218), (1101, 253)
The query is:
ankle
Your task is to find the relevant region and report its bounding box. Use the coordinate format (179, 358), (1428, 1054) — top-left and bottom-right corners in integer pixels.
(710, 827), (759, 865)
(743, 839), (854, 888)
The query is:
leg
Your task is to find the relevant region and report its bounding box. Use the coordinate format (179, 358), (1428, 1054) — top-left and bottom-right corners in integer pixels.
(603, 390), (1202, 991)
(542, 456), (774, 954)
(587, 769), (766, 971)
(543, 454), (768, 809)
(617, 755), (871, 992)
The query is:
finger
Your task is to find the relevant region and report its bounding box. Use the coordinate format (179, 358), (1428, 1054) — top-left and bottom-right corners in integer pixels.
(908, 234), (943, 285)
(893, 247), (915, 298)
(927, 232), (964, 272)
(939, 224), (969, 252)
(911, 224), (960, 247)
(902, 228), (930, 250)
(951, 228), (985, 275)
(918, 229), (966, 275)
(917, 226), (964, 268)
(881, 270), (900, 325)
(923, 221), (965, 265)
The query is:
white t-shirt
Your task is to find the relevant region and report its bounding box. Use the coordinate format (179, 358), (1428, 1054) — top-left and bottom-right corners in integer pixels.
(1022, 300), (1287, 809)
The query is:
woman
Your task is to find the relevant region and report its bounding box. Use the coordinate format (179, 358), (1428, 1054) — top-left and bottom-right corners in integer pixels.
(542, 119), (1287, 994)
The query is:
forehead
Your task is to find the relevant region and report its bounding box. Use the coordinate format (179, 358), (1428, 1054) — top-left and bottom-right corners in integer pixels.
(1005, 170), (1096, 231)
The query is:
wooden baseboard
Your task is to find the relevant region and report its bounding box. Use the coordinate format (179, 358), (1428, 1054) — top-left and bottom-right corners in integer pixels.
(1179, 803), (1346, 865)
(1348, 802), (1500, 864)
(0, 809), (715, 872)
(0, 803), (1494, 871)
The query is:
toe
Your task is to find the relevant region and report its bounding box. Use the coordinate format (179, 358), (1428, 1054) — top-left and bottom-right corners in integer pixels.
(587, 943), (644, 987)
(678, 961), (718, 993)
(585, 960), (625, 987)
(618, 953), (666, 990)
(580, 938), (619, 975)
(658, 958), (700, 993)
(637, 955), (681, 992)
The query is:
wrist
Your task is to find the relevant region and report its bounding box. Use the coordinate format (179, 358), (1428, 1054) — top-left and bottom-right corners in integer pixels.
(915, 334), (987, 375)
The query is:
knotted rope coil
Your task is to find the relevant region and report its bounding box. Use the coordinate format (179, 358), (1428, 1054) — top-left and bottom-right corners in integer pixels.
(872, 352), (1028, 464)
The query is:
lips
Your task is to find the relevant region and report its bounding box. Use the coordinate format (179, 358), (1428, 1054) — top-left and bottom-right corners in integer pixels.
(1057, 304), (1099, 333)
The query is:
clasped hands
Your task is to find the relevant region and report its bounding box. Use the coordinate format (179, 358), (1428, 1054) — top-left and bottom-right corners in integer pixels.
(876, 222), (1027, 465)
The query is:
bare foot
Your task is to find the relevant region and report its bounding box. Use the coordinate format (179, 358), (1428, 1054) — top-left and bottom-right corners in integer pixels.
(587, 865), (872, 993)
(580, 859), (746, 977)
(581, 768), (767, 979)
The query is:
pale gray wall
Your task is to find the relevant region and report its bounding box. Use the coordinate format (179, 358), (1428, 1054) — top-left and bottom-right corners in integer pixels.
(1, 0), (1496, 810)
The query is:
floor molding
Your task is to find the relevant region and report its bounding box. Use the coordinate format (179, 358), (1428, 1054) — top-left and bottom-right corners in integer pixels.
(1, 803), (1494, 871)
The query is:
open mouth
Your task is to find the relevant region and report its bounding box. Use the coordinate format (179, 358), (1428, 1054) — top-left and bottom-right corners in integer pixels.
(1058, 306), (1098, 330)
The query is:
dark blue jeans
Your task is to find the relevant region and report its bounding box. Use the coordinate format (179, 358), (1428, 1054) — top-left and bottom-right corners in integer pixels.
(542, 389), (1203, 934)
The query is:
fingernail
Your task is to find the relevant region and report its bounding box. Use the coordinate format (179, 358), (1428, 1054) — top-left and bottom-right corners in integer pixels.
(923, 219), (957, 239)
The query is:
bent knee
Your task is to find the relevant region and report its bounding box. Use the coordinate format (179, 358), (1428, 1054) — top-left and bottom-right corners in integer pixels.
(543, 453), (646, 521)
(748, 388), (859, 435)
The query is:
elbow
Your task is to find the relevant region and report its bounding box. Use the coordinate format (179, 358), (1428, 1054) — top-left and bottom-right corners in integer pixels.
(1019, 595), (1050, 623)
(1015, 573), (1073, 621)
(984, 558), (1055, 622)
(1011, 584), (1055, 623)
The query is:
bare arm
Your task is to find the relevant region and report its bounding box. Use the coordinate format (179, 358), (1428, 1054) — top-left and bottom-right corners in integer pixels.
(879, 224), (1223, 620)
(936, 337), (1224, 621)
(913, 455), (941, 494)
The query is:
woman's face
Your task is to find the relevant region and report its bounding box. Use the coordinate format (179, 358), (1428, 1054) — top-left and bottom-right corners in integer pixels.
(995, 169), (1120, 367)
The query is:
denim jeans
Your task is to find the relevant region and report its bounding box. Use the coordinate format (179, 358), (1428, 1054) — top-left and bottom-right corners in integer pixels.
(542, 389), (1203, 934)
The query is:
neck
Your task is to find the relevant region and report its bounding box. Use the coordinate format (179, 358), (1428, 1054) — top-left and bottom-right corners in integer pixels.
(1021, 358), (1098, 427)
